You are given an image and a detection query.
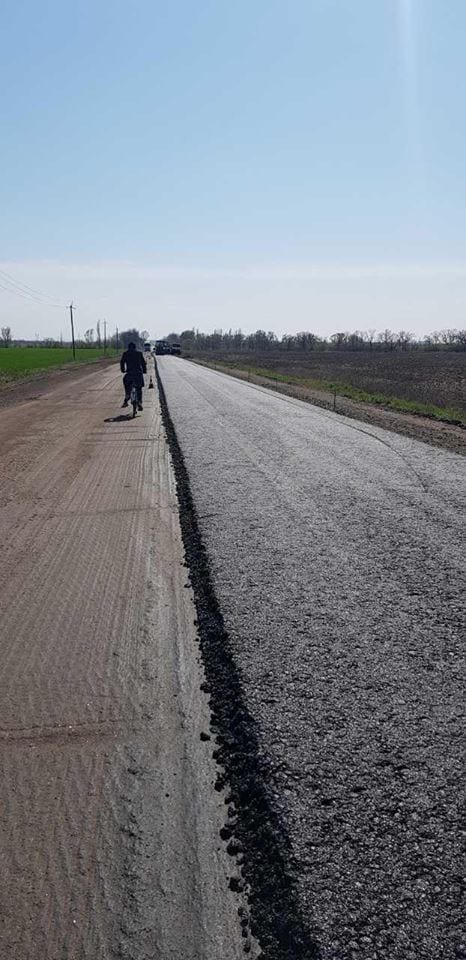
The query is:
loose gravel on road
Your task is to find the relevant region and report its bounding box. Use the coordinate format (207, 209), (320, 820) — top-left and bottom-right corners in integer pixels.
(157, 356), (466, 960)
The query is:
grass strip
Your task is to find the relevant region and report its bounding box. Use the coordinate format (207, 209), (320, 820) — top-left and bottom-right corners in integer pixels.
(198, 360), (465, 428)
(0, 347), (118, 384)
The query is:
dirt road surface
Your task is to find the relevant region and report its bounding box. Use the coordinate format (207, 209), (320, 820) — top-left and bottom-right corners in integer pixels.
(0, 363), (252, 959)
(157, 357), (465, 960)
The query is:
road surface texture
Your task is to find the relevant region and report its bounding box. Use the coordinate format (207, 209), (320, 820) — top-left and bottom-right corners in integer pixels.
(0, 362), (255, 960)
(157, 356), (465, 960)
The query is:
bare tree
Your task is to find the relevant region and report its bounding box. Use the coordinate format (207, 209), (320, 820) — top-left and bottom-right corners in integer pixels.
(120, 328), (142, 348)
(378, 329), (395, 351)
(330, 332), (348, 350)
(397, 330), (412, 351)
(1, 326), (12, 347)
(440, 328), (458, 346)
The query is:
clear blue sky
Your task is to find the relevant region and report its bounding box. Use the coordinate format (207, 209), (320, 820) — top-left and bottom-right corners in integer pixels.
(1, 0), (465, 338)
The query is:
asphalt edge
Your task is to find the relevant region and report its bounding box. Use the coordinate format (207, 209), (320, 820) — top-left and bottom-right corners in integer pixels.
(190, 359), (466, 456)
(155, 360), (320, 960)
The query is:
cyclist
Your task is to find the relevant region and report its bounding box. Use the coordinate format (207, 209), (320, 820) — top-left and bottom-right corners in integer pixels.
(120, 342), (147, 410)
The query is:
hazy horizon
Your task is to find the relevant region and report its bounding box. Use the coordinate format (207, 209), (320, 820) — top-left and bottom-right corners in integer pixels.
(2, 258), (466, 343)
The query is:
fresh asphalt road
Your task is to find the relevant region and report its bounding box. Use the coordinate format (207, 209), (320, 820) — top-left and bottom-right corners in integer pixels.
(0, 363), (252, 960)
(157, 357), (466, 960)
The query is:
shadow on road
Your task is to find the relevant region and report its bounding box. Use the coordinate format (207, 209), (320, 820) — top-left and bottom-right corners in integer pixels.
(104, 414), (134, 423)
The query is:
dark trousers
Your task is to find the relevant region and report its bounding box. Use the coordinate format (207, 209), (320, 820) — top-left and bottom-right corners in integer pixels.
(123, 374), (142, 403)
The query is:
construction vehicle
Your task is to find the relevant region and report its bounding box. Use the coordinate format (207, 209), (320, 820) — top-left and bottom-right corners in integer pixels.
(154, 340), (170, 355)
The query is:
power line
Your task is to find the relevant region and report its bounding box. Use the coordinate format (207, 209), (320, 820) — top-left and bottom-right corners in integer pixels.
(0, 266), (65, 304)
(0, 268), (66, 307)
(0, 277), (64, 307)
(0, 269), (111, 349)
(0, 278), (64, 308)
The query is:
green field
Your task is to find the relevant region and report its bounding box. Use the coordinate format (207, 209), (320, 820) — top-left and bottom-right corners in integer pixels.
(0, 347), (118, 385)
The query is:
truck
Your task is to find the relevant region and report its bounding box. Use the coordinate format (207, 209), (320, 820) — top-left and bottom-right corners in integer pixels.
(155, 340), (182, 356)
(154, 340), (170, 355)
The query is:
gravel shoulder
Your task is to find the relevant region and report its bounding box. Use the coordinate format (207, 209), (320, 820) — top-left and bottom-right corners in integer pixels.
(0, 362), (251, 959)
(158, 356), (466, 960)
(195, 361), (466, 456)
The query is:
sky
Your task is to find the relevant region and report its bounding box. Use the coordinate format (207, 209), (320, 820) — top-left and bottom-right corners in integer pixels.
(1, 0), (465, 340)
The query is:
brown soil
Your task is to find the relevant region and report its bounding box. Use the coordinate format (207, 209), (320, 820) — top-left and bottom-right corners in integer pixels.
(196, 349), (466, 414)
(0, 356), (117, 408)
(0, 361), (251, 959)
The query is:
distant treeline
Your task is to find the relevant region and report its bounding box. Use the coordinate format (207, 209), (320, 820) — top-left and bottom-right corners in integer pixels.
(6, 325), (466, 353)
(6, 327), (148, 350)
(164, 327), (466, 353)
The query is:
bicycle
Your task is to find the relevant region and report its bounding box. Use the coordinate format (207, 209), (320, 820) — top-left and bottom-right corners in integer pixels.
(129, 383), (138, 418)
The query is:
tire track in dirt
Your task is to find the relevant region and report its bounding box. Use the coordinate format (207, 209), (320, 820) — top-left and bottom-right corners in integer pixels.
(0, 362), (253, 959)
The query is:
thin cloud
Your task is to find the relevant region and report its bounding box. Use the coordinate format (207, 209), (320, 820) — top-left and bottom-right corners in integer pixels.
(2, 260), (466, 283)
(2, 259), (465, 340)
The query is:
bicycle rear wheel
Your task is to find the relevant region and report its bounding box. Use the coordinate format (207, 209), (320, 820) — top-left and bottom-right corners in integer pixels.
(130, 385), (138, 418)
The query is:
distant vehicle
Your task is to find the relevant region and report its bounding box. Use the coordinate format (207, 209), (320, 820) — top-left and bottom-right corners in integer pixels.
(170, 343), (181, 356)
(143, 342), (152, 353)
(155, 340), (171, 355)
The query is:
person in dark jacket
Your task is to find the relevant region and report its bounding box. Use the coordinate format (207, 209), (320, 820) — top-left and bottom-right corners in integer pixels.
(120, 342), (147, 410)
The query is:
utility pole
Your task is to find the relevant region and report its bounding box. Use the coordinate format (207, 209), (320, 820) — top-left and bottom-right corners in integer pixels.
(69, 303), (76, 359)
(116, 326), (119, 350)
(103, 319), (107, 354)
